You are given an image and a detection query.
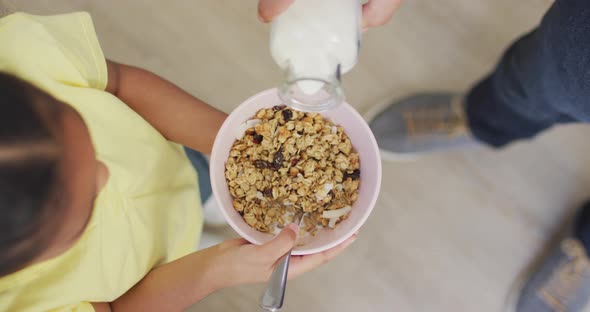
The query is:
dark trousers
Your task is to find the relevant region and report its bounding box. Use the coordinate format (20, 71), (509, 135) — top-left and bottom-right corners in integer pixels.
(466, 0), (590, 147)
(184, 147), (212, 204)
(465, 0), (590, 247)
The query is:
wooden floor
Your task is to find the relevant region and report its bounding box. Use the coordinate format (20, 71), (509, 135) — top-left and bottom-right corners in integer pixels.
(11, 0), (590, 311)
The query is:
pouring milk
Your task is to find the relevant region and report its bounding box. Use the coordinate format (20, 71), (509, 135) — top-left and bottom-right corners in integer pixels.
(270, 0), (361, 112)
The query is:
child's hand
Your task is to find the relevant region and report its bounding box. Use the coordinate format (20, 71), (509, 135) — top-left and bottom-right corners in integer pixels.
(206, 224), (357, 289)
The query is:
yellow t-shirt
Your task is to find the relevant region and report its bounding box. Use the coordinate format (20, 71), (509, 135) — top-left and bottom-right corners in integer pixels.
(0, 12), (203, 312)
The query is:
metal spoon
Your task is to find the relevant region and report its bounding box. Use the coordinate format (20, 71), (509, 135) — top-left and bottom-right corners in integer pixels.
(260, 213), (308, 311)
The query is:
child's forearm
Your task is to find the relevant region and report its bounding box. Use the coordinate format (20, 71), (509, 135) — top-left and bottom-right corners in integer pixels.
(107, 61), (227, 154)
(92, 246), (224, 312)
(90, 226), (354, 311)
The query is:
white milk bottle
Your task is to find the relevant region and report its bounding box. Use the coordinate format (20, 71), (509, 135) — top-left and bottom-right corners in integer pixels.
(270, 0), (361, 112)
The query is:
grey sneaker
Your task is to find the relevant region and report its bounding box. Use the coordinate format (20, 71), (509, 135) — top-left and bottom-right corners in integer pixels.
(505, 201), (590, 312)
(366, 93), (478, 160)
(506, 238), (590, 312)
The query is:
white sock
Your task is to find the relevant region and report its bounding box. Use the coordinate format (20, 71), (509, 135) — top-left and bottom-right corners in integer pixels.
(202, 195), (228, 227)
(197, 231), (226, 250)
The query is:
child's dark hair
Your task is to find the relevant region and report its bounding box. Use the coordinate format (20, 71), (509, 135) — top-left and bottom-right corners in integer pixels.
(0, 72), (63, 276)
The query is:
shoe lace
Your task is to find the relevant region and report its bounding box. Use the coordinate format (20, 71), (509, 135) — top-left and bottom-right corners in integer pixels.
(402, 96), (468, 138)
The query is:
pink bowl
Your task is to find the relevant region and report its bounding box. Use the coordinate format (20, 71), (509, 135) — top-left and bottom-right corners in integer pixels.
(210, 89), (382, 255)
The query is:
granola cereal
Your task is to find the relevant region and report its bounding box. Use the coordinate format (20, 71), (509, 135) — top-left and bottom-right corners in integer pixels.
(225, 105), (360, 236)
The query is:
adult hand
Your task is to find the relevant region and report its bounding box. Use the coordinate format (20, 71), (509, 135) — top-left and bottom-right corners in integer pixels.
(208, 224), (357, 288)
(258, 0), (403, 30)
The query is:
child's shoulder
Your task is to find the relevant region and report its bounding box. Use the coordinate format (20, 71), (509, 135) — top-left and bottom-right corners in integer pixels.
(0, 11), (107, 91)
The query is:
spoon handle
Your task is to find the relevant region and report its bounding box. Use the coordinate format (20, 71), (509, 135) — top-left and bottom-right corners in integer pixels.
(260, 250), (292, 311)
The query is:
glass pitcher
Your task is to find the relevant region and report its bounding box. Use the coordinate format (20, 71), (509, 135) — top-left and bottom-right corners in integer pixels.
(270, 0), (361, 112)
